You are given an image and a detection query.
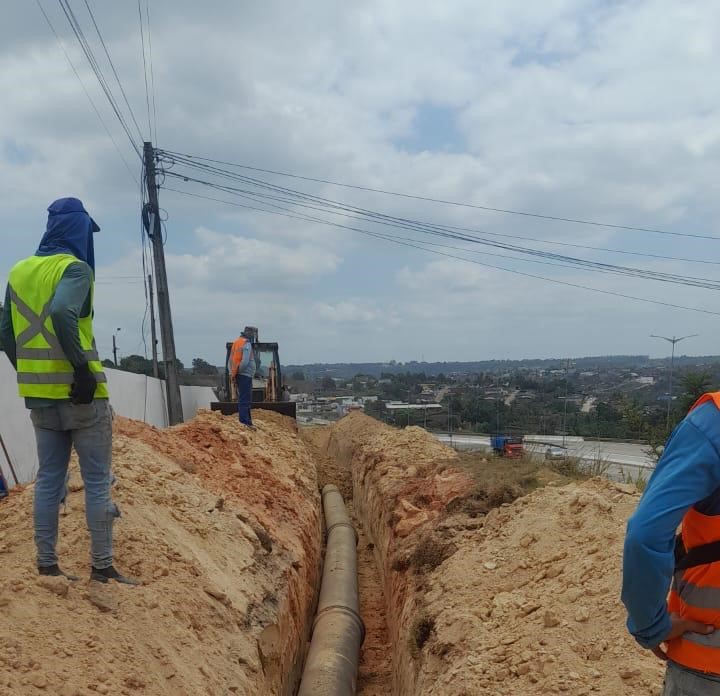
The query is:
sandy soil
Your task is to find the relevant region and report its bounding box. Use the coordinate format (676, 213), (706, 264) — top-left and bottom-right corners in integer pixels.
(327, 412), (665, 696)
(0, 410), (321, 696)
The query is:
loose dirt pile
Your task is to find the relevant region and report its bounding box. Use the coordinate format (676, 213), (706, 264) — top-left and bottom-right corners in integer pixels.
(327, 412), (664, 696)
(0, 410), (320, 696)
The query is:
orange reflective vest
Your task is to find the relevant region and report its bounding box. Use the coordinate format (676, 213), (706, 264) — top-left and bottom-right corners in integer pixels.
(666, 391), (720, 673)
(229, 336), (248, 379)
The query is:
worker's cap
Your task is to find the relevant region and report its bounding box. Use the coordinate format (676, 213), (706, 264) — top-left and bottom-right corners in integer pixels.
(48, 197), (100, 233)
(242, 326), (255, 337)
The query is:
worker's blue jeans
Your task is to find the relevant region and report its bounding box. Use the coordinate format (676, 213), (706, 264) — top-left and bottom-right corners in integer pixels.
(663, 661), (720, 694)
(30, 400), (117, 570)
(236, 374), (253, 426)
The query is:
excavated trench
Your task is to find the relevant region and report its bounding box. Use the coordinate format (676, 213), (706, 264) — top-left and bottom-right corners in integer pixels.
(301, 426), (393, 695)
(302, 415), (473, 695)
(298, 412), (664, 696)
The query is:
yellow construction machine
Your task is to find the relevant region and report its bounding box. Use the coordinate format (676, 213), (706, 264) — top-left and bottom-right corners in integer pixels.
(210, 327), (296, 419)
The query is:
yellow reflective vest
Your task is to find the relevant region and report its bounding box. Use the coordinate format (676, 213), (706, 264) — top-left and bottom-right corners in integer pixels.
(7, 254), (109, 399)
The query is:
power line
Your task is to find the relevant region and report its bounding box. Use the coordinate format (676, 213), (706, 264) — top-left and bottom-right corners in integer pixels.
(55, 0), (141, 158)
(34, 0), (139, 184)
(162, 184), (720, 317)
(137, 0), (152, 141)
(81, 0), (144, 143)
(159, 148), (718, 241)
(161, 168), (720, 291)
(144, 0), (158, 144)
(158, 155), (720, 286)
(161, 151), (716, 265)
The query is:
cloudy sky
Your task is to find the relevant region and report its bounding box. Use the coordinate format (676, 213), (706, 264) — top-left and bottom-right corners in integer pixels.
(2, 0), (720, 366)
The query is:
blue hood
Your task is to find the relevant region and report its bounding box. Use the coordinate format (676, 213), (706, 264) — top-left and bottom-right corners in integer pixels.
(36, 198), (100, 272)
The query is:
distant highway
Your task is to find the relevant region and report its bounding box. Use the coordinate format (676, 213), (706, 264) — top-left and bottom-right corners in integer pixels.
(434, 432), (655, 481)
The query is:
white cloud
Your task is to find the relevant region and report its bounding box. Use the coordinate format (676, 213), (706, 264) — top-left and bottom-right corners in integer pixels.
(166, 226), (341, 291)
(2, 0), (720, 364)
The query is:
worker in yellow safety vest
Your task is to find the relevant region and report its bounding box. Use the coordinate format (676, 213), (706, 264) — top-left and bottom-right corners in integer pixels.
(0, 198), (138, 585)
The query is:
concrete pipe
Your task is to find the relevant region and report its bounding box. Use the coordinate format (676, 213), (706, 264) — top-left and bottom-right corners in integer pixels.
(298, 484), (365, 696)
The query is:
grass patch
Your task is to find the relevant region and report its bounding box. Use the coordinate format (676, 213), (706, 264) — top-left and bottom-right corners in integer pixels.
(445, 482), (522, 518)
(409, 613), (435, 659)
(618, 467), (650, 492)
(410, 534), (457, 573)
(449, 452), (575, 496)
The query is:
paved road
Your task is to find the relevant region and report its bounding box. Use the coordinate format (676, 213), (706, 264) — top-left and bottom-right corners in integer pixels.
(434, 433), (655, 481)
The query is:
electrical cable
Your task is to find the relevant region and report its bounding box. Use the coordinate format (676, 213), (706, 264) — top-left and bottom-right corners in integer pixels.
(162, 185), (720, 317)
(159, 148), (718, 241)
(160, 151), (717, 265)
(137, 0), (152, 141)
(145, 0), (159, 144)
(55, 0), (141, 158)
(34, 0), (139, 185)
(158, 156), (720, 285)
(140, 160), (151, 358)
(81, 0), (144, 143)
(161, 169), (720, 290)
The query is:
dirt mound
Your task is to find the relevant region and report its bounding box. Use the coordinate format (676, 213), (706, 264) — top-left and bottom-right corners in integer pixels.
(328, 412), (663, 695)
(421, 479), (663, 695)
(0, 410), (320, 696)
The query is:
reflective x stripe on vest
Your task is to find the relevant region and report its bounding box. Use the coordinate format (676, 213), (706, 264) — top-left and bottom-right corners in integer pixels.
(8, 253), (108, 399)
(666, 391), (720, 674)
(8, 287), (100, 363)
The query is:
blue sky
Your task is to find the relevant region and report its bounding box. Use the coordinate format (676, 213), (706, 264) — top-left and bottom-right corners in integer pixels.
(1, 1), (719, 365)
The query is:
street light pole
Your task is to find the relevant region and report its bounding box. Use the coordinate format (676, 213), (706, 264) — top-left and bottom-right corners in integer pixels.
(650, 334), (699, 430)
(112, 327), (121, 367)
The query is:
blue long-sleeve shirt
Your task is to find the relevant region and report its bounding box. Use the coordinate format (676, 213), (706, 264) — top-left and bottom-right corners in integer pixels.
(622, 401), (720, 648)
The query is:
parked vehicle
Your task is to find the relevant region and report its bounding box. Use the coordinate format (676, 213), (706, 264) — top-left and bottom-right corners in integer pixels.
(491, 435), (524, 458)
(545, 445), (568, 460)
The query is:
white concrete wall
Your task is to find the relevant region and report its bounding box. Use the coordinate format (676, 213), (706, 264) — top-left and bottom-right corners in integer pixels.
(0, 359), (37, 488)
(0, 362), (216, 488)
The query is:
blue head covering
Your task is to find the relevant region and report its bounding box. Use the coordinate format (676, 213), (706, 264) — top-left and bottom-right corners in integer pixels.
(36, 197), (100, 272)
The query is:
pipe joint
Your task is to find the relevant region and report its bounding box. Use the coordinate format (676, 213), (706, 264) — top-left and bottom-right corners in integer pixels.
(326, 520), (359, 545)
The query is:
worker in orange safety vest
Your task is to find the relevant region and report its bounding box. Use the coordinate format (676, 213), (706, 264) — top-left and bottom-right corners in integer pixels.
(623, 392), (720, 694)
(228, 327), (255, 428)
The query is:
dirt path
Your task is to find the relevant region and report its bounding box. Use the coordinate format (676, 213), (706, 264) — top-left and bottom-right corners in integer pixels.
(348, 501), (393, 695)
(300, 427), (393, 695)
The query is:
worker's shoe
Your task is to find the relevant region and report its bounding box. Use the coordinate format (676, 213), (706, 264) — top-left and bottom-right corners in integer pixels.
(90, 565), (141, 586)
(38, 564), (79, 581)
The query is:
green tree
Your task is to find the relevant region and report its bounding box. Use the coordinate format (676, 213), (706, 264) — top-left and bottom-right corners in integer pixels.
(118, 354), (154, 376)
(192, 357), (218, 375)
(320, 376), (336, 393)
(291, 370), (306, 381)
(364, 399), (386, 421)
(677, 370), (713, 415)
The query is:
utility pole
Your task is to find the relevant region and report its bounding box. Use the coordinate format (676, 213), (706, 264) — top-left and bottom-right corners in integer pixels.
(147, 273), (159, 379)
(651, 333), (698, 430)
(562, 359), (571, 448)
(143, 141), (184, 424)
(112, 327), (121, 367)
